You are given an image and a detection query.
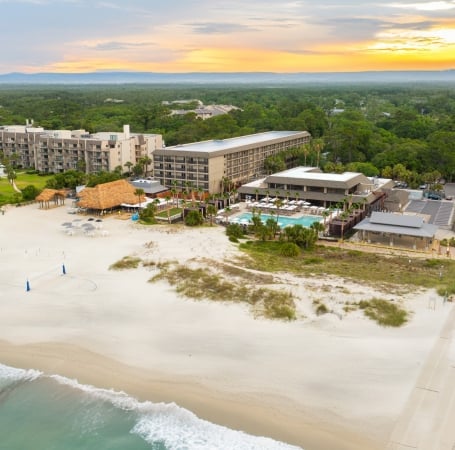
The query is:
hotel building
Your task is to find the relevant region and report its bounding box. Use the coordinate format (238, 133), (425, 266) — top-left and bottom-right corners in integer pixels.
(0, 123), (163, 174)
(238, 166), (394, 209)
(153, 131), (311, 194)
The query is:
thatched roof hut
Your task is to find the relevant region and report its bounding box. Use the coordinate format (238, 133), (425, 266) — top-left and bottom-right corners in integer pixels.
(35, 188), (67, 209)
(77, 179), (146, 212)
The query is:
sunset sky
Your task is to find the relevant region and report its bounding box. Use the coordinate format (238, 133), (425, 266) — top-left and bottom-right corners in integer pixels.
(1, 0), (454, 73)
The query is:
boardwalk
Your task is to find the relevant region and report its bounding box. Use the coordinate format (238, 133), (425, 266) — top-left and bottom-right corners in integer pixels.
(387, 303), (455, 450)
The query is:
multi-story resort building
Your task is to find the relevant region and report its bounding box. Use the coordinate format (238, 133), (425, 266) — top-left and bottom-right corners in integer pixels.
(153, 131), (311, 194)
(0, 123), (163, 174)
(238, 166), (394, 210)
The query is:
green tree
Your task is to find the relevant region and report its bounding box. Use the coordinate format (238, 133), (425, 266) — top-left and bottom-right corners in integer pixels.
(184, 209), (203, 226)
(140, 156), (152, 177)
(134, 188), (145, 208)
(124, 161), (133, 177)
(21, 185), (41, 201)
(206, 204), (217, 226)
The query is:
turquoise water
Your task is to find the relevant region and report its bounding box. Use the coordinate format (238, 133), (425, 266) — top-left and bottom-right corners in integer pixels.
(0, 364), (302, 450)
(232, 212), (322, 228)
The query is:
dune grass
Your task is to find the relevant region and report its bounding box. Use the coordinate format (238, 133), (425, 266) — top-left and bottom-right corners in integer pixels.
(109, 256), (142, 270)
(149, 263), (296, 320)
(237, 240), (455, 293)
(358, 299), (408, 327)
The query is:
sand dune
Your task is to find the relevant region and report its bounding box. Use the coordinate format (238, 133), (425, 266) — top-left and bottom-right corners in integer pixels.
(0, 203), (453, 449)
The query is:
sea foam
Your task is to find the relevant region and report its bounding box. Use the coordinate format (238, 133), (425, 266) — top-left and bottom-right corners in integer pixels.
(0, 363), (42, 386)
(50, 373), (303, 450)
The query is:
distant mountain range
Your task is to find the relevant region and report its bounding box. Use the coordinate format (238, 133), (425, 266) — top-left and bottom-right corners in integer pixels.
(0, 70), (454, 85)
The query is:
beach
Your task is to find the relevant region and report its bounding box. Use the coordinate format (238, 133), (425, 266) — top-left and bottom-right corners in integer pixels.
(0, 203), (454, 449)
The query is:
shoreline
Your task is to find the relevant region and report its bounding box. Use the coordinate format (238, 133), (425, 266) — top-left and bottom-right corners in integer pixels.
(0, 340), (380, 450)
(1, 203), (454, 449)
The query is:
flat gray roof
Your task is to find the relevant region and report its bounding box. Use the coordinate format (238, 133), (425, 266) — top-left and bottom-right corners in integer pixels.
(354, 212), (438, 238)
(163, 131), (309, 154)
(370, 211), (424, 228)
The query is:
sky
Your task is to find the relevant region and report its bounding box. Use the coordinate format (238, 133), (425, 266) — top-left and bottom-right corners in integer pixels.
(1, 0), (454, 73)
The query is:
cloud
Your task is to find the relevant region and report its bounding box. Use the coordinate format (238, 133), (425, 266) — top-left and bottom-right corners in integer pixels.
(90, 41), (157, 51)
(389, 1), (455, 11)
(190, 22), (256, 34)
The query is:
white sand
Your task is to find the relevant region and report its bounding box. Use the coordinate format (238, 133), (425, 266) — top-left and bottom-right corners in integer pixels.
(0, 203), (454, 450)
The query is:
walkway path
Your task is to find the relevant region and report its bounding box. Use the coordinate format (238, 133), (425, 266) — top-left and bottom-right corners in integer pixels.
(386, 302), (455, 450)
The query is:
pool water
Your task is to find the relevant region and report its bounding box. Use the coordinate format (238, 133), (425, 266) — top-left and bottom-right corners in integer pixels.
(233, 212), (322, 228)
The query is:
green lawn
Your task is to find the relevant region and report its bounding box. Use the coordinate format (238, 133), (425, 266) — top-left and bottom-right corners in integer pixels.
(0, 171), (53, 205)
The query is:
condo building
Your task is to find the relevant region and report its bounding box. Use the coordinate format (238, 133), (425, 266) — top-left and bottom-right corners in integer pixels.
(153, 131), (311, 194)
(0, 123), (163, 174)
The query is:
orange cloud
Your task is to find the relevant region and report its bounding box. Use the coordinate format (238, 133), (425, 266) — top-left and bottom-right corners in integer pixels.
(43, 39), (455, 74)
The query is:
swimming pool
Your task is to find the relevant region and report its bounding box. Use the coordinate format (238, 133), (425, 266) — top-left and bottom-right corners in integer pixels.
(231, 212), (322, 228)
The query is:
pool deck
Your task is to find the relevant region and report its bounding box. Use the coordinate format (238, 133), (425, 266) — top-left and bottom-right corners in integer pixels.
(216, 200), (333, 228)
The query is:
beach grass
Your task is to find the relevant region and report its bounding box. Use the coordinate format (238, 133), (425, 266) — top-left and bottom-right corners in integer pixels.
(149, 262), (296, 320)
(357, 299), (408, 327)
(109, 256), (142, 270)
(237, 241), (455, 292)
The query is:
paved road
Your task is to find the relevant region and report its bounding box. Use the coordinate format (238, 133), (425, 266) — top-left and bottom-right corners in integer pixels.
(387, 302), (455, 450)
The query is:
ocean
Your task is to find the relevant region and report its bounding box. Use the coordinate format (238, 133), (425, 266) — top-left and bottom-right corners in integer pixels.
(0, 363), (302, 450)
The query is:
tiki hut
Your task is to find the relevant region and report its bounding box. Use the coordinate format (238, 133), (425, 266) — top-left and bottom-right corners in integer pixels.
(35, 189), (67, 209)
(77, 179), (146, 214)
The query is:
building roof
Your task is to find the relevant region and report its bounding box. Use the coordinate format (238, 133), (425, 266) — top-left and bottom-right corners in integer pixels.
(265, 167), (373, 189)
(35, 188), (67, 202)
(77, 179), (146, 210)
(130, 179), (167, 195)
(159, 131), (310, 156)
(354, 211), (438, 238)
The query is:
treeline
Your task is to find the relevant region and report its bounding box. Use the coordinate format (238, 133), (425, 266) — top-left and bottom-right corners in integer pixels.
(0, 83), (454, 182)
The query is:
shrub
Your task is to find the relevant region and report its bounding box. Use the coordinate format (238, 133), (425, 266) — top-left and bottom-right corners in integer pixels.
(424, 259), (441, 268)
(226, 223), (245, 239)
(316, 303), (329, 315)
(279, 242), (300, 257)
(184, 209), (203, 226)
(21, 185), (41, 201)
(358, 299), (407, 327)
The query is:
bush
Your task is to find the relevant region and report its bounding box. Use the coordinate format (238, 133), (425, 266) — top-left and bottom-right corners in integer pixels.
(21, 185), (41, 201)
(358, 299), (407, 327)
(316, 303), (329, 315)
(226, 223), (245, 239)
(184, 209), (203, 226)
(279, 242), (300, 257)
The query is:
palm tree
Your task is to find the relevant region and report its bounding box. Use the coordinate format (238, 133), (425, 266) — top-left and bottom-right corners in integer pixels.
(310, 221), (325, 239)
(165, 194), (172, 223)
(322, 209), (330, 227)
(134, 188), (145, 208)
(206, 204), (216, 226)
(275, 198), (284, 226)
(141, 156), (152, 177)
(301, 143), (311, 166)
(124, 161), (133, 177)
(171, 180), (179, 206)
(197, 186), (204, 203)
(311, 138), (324, 168)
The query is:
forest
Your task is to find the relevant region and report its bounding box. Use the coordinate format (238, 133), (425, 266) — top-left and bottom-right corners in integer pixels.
(0, 82), (454, 186)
